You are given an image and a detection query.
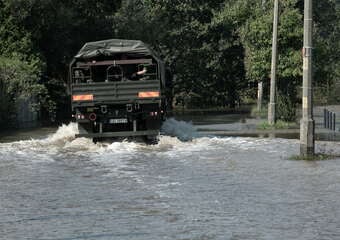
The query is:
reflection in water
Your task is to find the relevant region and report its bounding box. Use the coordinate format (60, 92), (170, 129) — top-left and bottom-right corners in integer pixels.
(0, 123), (340, 240)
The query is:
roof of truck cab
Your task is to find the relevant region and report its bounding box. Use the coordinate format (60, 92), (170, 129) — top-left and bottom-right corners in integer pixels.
(74, 39), (160, 59)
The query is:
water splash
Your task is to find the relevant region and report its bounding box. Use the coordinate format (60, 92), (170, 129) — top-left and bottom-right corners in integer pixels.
(0, 120), (298, 161)
(46, 122), (79, 144)
(63, 137), (99, 152)
(0, 123), (81, 157)
(161, 118), (200, 141)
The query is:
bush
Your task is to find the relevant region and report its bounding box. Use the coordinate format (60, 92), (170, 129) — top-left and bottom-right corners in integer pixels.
(276, 93), (296, 122)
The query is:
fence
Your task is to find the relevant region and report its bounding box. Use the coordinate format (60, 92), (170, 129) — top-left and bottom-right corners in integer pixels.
(323, 108), (337, 131)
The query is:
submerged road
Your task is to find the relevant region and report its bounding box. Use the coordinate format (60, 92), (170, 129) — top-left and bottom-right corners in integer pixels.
(0, 121), (340, 239)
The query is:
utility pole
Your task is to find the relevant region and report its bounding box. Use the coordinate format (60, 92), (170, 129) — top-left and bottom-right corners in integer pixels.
(257, 0), (266, 115)
(268, 0), (279, 125)
(257, 81), (263, 115)
(300, 0), (315, 156)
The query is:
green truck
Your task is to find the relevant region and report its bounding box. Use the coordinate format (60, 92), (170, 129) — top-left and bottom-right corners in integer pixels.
(69, 39), (172, 143)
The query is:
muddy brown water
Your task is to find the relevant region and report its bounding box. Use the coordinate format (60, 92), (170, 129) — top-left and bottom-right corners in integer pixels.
(0, 119), (340, 239)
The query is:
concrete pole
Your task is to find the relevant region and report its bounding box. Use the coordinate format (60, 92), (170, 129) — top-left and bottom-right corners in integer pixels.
(257, 81), (263, 115)
(268, 0), (279, 125)
(300, 0), (315, 156)
(256, 0), (266, 115)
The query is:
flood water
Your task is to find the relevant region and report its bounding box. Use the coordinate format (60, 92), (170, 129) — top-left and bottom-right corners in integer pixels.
(1, 120), (340, 240)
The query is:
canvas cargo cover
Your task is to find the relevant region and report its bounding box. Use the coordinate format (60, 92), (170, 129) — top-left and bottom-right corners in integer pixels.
(72, 39), (166, 85)
(75, 39), (160, 60)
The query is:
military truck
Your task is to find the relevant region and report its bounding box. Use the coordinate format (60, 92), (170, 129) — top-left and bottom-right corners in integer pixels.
(69, 39), (172, 143)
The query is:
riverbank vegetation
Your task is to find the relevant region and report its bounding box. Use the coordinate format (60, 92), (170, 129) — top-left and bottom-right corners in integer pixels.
(0, 0), (339, 127)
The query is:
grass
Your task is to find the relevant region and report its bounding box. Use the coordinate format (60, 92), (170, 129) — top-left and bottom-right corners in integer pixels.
(257, 120), (298, 130)
(289, 153), (340, 161)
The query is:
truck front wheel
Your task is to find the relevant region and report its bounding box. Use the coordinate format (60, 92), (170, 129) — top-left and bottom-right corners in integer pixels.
(144, 135), (159, 145)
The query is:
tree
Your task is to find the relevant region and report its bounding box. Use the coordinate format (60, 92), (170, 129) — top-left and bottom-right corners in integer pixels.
(0, 0), (48, 126)
(1, 0), (122, 120)
(239, 0), (303, 120)
(114, 0), (247, 108)
(313, 0), (340, 96)
(1, 0), (339, 123)
(0, 55), (47, 126)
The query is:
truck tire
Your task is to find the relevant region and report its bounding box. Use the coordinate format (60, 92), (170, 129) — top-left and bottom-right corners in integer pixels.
(144, 135), (159, 145)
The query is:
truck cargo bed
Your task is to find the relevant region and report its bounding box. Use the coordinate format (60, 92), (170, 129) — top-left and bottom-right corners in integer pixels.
(71, 80), (161, 107)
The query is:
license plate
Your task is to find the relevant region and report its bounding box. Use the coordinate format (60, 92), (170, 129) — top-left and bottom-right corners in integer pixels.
(109, 118), (128, 124)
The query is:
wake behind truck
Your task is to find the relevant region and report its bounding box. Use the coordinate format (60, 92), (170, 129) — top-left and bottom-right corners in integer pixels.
(69, 39), (172, 142)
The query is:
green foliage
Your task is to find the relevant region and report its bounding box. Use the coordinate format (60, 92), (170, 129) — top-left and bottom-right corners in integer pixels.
(240, 0), (303, 104)
(0, 55), (47, 124)
(239, 2), (272, 83)
(0, 0), (121, 122)
(0, 0), (339, 125)
(314, 0), (340, 89)
(257, 120), (297, 130)
(276, 92), (296, 121)
(114, 0), (246, 108)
